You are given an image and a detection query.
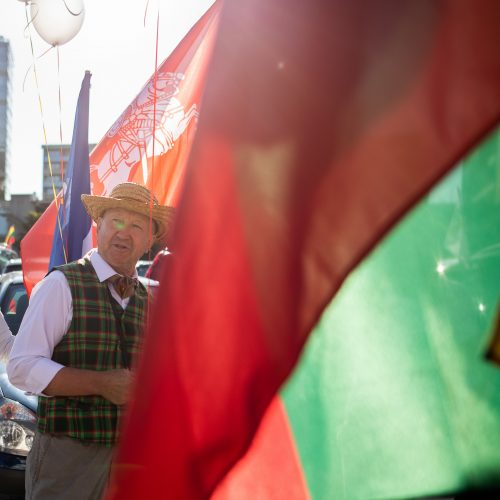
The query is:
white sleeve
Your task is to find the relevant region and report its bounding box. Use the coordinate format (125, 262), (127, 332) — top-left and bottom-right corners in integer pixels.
(0, 311), (14, 361)
(7, 271), (73, 395)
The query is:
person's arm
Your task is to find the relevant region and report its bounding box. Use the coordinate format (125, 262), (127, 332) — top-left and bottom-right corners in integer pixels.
(7, 272), (69, 394)
(43, 367), (134, 405)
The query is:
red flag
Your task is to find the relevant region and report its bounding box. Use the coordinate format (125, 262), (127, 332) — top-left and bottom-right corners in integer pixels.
(213, 399), (310, 499)
(112, 0), (500, 497)
(21, 2), (221, 294)
(21, 201), (59, 293)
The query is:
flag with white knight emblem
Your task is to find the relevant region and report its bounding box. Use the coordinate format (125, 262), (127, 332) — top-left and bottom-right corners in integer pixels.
(21, 2), (221, 294)
(89, 3), (220, 206)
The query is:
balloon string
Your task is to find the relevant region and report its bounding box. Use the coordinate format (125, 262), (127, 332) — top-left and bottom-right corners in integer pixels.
(143, 0), (150, 27)
(23, 4), (68, 266)
(22, 45), (54, 93)
(57, 45), (65, 188)
(22, 6), (38, 38)
(21, 5), (52, 92)
(146, 6), (160, 325)
(56, 45), (68, 263)
(62, 0), (84, 17)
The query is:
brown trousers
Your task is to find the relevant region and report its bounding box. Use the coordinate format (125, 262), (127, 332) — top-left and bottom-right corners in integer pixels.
(25, 431), (114, 500)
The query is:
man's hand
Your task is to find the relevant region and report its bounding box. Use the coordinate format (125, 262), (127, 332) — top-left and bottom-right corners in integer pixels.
(98, 369), (135, 405)
(42, 367), (135, 405)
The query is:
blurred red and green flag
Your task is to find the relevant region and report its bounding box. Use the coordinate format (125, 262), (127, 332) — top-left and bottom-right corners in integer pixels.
(109, 0), (500, 498)
(215, 128), (500, 499)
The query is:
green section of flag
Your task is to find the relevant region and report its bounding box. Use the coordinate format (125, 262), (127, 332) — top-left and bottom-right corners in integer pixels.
(282, 130), (500, 499)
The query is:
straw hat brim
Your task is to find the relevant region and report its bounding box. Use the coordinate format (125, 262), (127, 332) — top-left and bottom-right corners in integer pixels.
(81, 194), (174, 241)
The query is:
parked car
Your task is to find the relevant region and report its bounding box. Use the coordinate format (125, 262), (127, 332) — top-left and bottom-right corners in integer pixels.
(0, 272), (28, 336)
(0, 245), (17, 260)
(138, 275), (160, 297)
(0, 259), (22, 276)
(135, 260), (153, 277)
(0, 363), (36, 498)
(0, 247), (18, 278)
(0, 271), (35, 499)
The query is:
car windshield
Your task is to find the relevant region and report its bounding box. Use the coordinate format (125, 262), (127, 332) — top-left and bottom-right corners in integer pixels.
(136, 261), (152, 277)
(0, 252), (18, 271)
(0, 281), (28, 334)
(3, 260), (22, 273)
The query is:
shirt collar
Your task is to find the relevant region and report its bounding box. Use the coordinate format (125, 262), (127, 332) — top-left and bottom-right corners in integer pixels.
(88, 249), (139, 283)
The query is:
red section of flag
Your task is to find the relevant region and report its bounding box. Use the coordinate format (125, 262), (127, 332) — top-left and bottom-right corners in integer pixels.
(213, 397), (310, 499)
(21, 200), (58, 295)
(116, 0), (500, 497)
(21, 2), (220, 294)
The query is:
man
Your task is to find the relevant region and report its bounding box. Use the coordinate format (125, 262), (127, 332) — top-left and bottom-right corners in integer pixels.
(8, 182), (174, 500)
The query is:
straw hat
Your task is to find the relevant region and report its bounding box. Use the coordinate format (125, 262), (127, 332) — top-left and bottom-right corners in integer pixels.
(81, 183), (174, 241)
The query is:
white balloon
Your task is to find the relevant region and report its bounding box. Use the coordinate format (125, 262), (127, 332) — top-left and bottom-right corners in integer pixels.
(30, 0), (85, 46)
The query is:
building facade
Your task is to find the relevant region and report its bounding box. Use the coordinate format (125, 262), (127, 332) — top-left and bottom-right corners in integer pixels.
(42, 144), (69, 201)
(0, 37), (12, 201)
(42, 143), (96, 201)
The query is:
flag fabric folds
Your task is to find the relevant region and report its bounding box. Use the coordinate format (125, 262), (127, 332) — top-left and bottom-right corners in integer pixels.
(213, 398), (310, 499)
(48, 71), (92, 270)
(273, 130), (500, 499)
(110, 0), (500, 498)
(21, 2), (221, 294)
(486, 309), (500, 366)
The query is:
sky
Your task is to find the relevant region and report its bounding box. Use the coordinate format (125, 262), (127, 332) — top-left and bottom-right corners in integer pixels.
(0, 0), (214, 198)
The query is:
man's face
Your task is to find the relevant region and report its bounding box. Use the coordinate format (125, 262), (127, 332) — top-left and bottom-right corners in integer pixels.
(96, 208), (152, 276)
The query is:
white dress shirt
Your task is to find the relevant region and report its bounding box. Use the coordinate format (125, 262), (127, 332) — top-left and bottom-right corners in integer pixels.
(0, 312), (14, 360)
(7, 250), (137, 395)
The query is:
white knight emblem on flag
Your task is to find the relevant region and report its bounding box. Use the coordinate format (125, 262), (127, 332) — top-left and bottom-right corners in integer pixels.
(90, 72), (198, 195)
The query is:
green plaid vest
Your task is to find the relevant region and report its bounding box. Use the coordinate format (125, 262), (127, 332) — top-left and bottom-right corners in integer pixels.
(37, 257), (148, 446)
